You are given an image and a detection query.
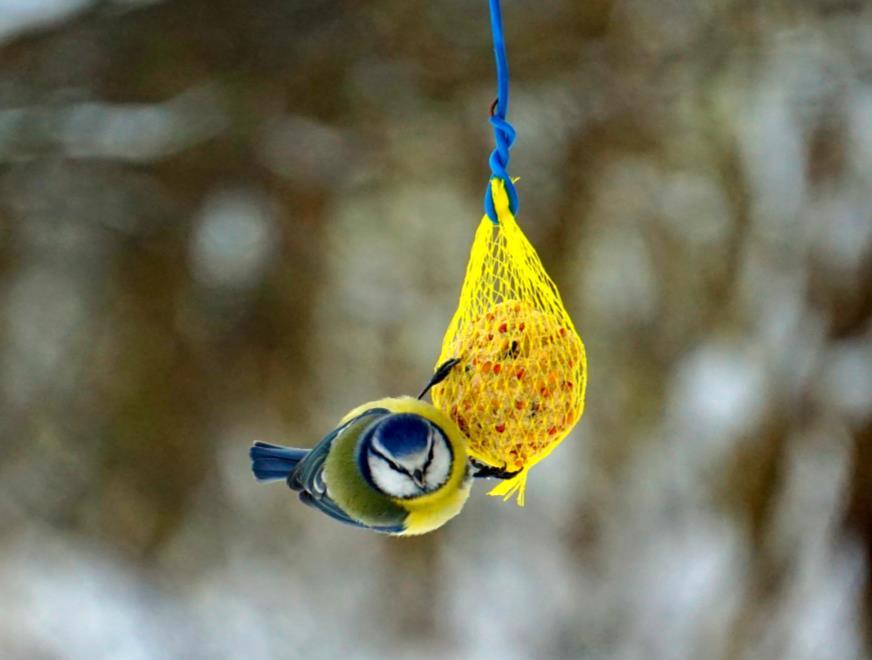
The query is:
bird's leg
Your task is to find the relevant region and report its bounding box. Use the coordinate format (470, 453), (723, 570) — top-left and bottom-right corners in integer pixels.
(470, 458), (522, 480)
(417, 357), (461, 400)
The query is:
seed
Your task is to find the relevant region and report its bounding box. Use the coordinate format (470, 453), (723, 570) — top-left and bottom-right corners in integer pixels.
(498, 322), (508, 333)
(495, 424), (506, 433)
(493, 363), (502, 374)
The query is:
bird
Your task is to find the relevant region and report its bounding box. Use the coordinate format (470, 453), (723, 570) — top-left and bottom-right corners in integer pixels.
(250, 396), (473, 535)
(249, 359), (521, 535)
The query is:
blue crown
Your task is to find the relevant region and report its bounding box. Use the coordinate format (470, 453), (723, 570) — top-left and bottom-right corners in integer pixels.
(369, 414), (433, 458)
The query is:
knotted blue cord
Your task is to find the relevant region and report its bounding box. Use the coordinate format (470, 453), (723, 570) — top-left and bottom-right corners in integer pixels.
(484, 0), (518, 224)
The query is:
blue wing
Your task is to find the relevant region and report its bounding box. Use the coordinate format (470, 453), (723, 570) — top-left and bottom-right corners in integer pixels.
(288, 408), (404, 534)
(287, 407), (388, 494)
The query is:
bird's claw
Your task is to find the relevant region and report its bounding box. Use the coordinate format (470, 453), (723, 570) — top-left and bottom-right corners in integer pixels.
(470, 458), (522, 480)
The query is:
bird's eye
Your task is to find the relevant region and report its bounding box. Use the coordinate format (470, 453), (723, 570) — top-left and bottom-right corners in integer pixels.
(369, 445), (409, 476)
(424, 439), (435, 471)
(384, 455), (404, 474)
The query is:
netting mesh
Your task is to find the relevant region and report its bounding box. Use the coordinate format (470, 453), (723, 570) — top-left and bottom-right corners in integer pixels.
(432, 179), (587, 505)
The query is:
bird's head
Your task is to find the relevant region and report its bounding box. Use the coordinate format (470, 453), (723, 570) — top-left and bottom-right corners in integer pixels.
(361, 413), (454, 499)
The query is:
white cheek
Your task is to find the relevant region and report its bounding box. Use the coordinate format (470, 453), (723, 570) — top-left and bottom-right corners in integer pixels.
(368, 456), (418, 498)
(424, 444), (452, 490)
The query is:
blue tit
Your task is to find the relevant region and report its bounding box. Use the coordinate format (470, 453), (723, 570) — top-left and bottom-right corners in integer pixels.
(250, 396), (472, 536)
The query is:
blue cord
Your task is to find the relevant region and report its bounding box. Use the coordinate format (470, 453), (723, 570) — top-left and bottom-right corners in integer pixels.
(484, 0), (518, 224)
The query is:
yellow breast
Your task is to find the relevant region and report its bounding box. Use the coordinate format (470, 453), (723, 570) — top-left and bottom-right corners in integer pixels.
(399, 477), (472, 536)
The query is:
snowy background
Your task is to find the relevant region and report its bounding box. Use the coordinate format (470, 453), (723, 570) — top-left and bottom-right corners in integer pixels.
(1, 1), (871, 658)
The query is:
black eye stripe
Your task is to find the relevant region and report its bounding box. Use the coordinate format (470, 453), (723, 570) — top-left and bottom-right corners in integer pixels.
(370, 446), (410, 476)
(423, 437), (435, 472)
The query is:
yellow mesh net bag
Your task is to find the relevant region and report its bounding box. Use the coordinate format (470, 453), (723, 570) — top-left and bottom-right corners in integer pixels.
(432, 179), (587, 505)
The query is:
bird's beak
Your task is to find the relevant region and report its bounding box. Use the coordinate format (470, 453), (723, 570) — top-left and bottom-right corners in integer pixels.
(413, 471), (426, 489)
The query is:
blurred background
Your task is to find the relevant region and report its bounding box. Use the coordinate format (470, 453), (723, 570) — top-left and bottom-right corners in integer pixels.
(1, 0), (871, 658)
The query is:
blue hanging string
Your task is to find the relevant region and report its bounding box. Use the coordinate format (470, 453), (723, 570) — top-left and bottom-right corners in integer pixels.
(484, 0), (518, 224)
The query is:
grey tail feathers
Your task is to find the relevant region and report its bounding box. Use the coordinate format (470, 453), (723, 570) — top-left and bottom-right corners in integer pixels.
(250, 442), (308, 482)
